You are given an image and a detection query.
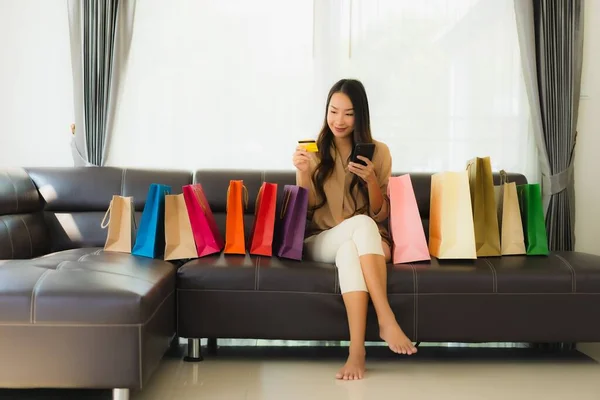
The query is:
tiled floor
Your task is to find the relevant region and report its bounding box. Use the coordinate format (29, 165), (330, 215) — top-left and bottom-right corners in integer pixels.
(1, 343), (599, 399)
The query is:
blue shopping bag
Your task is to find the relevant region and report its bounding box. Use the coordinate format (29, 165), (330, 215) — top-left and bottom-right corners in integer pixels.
(132, 183), (172, 259)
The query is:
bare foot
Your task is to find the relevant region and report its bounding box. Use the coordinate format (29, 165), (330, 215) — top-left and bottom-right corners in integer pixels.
(379, 321), (418, 355)
(336, 347), (366, 380)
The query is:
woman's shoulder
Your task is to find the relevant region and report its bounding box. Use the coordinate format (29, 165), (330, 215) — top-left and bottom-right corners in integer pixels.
(372, 139), (391, 161)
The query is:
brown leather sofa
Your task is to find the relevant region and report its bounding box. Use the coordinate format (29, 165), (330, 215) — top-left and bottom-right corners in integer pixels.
(2, 167), (600, 399)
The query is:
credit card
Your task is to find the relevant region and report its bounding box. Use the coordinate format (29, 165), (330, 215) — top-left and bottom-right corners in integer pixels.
(298, 139), (319, 153)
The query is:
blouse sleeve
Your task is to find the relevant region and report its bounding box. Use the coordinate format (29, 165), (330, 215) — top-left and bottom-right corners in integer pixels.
(370, 142), (392, 222)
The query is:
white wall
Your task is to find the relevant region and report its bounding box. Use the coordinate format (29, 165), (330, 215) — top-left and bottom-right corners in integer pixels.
(0, 0), (73, 168)
(574, 0), (600, 255)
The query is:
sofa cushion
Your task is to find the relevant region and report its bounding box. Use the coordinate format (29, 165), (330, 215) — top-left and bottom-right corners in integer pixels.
(0, 248), (176, 325)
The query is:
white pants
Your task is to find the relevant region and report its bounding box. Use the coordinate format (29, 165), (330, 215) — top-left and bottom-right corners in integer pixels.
(304, 215), (384, 294)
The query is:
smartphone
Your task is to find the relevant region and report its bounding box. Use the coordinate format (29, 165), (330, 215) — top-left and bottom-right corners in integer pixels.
(351, 143), (376, 166)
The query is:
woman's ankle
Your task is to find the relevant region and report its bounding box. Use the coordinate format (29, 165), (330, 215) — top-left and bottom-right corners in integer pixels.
(349, 341), (366, 354)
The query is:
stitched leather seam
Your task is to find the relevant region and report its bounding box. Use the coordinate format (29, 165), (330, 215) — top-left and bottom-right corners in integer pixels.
(30, 270), (52, 323)
(121, 168), (127, 196)
(176, 289), (596, 296)
(408, 263), (417, 340)
(55, 261), (69, 270)
(18, 215), (33, 258)
(256, 256), (261, 291)
(22, 290), (175, 327)
(138, 325), (143, 390)
(1, 219), (15, 259)
(484, 259), (498, 293)
(334, 264), (339, 294)
(4, 170), (19, 213)
(555, 254), (577, 293)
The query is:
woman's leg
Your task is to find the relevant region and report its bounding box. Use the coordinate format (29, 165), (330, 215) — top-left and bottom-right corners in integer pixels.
(321, 215), (416, 355)
(335, 241), (368, 380)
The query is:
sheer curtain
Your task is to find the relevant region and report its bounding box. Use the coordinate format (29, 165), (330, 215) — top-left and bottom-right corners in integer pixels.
(109, 0), (536, 179)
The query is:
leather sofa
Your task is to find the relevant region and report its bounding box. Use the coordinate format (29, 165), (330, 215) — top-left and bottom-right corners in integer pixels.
(2, 167), (600, 399)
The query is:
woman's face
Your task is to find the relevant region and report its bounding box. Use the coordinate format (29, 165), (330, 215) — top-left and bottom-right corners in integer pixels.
(327, 92), (355, 139)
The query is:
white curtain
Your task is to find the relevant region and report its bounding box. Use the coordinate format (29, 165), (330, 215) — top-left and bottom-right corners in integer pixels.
(108, 0), (537, 180)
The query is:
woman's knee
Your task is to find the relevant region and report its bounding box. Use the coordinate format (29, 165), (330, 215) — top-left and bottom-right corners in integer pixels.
(347, 215), (383, 256)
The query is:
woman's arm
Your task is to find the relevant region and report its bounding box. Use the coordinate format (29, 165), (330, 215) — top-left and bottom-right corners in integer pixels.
(296, 170), (317, 208)
(366, 143), (392, 222)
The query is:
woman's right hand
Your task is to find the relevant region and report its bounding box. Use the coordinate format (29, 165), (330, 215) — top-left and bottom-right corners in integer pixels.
(293, 146), (311, 173)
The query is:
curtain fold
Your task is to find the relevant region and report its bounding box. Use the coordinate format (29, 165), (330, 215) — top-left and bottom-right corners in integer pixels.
(68, 0), (136, 166)
(515, 0), (584, 251)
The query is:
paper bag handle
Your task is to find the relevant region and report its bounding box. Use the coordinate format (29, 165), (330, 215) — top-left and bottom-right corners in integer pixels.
(499, 169), (509, 184)
(280, 190), (291, 219)
(226, 183), (249, 212)
(100, 200), (113, 229)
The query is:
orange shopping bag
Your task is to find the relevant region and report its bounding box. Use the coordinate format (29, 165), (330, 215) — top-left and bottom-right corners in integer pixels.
(224, 180), (248, 255)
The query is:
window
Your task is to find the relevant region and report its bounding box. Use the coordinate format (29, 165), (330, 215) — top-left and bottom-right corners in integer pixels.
(109, 0), (536, 179)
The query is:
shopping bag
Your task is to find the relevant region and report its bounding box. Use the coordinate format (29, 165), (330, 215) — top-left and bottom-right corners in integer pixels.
(387, 175), (430, 264)
(132, 183), (171, 259)
(224, 180), (248, 255)
(101, 195), (136, 253)
(494, 171), (526, 255)
(429, 171), (477, 259)
(249, 183), (277, 256)
(466, 157), (501, 257)
(183, 184), (224, 257)
(164, 194), (198, 260)
(274, 185), (309, 261)
(517, 183), (549, 255)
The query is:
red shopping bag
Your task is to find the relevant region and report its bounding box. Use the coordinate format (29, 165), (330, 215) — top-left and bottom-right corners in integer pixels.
(249, 182), (277, 256)
(183, 184), (224, 257)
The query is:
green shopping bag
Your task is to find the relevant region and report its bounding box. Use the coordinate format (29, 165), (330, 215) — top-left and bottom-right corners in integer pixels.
(516, 184), (549, 256)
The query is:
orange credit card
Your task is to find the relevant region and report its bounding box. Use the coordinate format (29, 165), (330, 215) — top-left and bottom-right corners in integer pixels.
(298, 139), (318, 152)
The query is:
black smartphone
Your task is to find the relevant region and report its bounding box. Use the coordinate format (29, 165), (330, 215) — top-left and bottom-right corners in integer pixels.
(351, 143), (376, 166)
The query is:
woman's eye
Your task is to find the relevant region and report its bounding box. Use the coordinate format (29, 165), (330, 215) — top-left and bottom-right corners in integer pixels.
(330, 111), (337, 114)
(346, 114), (354, 117)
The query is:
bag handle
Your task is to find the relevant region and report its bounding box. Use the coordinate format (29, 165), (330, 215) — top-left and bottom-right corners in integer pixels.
(499, 169), (509, 185)
(254, 185), (264, 216)
(100, 200), (113, 229)
(192, 186), (208, 213)
(280, 189), (291, 219)
(226, 183), (249, 212)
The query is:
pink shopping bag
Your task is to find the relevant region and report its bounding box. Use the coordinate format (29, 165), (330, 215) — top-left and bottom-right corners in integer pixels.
(183, 184), (224, 257)
(388, 175), (431, 264)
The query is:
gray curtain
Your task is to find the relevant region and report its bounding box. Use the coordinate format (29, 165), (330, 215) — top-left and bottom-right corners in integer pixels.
(68, 0), (136, 166)
(515, 0), (584, 251)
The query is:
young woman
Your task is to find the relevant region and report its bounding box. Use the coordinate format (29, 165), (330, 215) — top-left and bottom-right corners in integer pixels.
(292, 79), (417, 381)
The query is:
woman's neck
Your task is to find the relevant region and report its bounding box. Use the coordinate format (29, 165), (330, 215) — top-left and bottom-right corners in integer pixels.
(333, 136), (353, 154)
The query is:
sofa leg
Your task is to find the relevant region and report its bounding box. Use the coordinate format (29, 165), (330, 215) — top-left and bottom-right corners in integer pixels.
(207, 338), (218, 355)
(183, 338), (203, 362)
(112, 388), (129, 400)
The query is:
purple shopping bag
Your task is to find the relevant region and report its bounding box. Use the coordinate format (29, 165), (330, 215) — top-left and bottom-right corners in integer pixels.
(274, 185), (308, 260)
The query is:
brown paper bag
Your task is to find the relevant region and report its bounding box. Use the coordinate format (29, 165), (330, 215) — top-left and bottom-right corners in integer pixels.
(164, 194), (198, 260)
(101, 195), (136, 253)
(466, 157), (501, 257)
(429, 171), (477, 259)
(494, 171), (526, 255)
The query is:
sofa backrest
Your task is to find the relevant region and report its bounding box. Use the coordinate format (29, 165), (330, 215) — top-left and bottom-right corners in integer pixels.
(25, 167), (192, 252)
(0, 167), (529, 257)
(0, 168), (50, 258)
(193, 170), (529, 242)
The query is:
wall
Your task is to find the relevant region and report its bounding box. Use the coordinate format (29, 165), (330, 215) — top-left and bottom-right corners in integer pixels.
(0, 0), (73, 168)
(574, 0), (600, 255)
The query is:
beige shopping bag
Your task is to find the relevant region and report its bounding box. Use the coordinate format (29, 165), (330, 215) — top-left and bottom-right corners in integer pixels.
(164, 194), (198, 260)
(494, 170), (526, 255)
(101, 195), (136, 253)
(467, 157), (501, 257)
(429, 171), (477, 259)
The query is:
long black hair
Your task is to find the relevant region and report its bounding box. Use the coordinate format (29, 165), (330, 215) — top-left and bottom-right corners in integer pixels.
(312, 79), (373, 215)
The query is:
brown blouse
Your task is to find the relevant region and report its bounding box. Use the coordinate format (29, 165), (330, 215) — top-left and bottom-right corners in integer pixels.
(300, 140), (392, 245)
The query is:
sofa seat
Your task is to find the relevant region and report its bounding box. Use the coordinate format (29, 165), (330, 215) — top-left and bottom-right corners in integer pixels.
(177, 251), (600, 344)
(0, 247), (177, 389)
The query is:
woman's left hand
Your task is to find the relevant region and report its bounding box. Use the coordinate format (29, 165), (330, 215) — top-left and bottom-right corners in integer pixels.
(349, 156), (377, 185)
